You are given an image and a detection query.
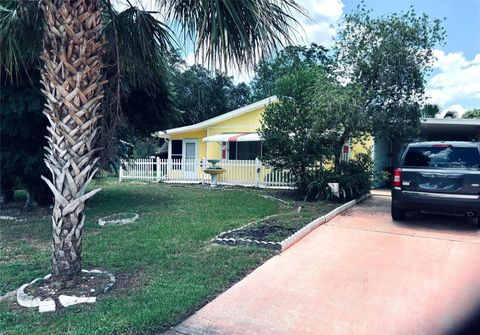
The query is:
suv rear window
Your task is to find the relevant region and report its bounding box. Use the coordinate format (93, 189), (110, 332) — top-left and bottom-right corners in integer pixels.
(402, 145), (480, 169)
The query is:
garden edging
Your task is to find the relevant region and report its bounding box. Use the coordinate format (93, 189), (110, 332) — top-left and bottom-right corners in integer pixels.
(280, 193), (372, 251)
(213, 193), (371, 252)
(213, 214), (283, 250)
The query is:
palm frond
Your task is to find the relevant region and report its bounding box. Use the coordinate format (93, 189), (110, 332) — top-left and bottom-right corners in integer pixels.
(0, 0), (43, 82)
(103, 0), (176, 92)
(158, 0), (304, 70)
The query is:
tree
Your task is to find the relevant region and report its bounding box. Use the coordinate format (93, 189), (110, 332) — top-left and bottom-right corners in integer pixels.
(170, 62), (252, 126)
(251, 43), (330, 100)
(335, 4), (445, 141)
(444, 110), (459, 118)
(462, 108), (480, 119)
(420, 104), (440, 118)
(1, 0), (303, 282)
(1, 0), (177, 179)
(260, 66), (332, 192)
(312, 77), (370, 170)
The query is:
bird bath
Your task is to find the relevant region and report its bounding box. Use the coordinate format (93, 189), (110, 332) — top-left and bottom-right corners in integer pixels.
(204, 160), (225, 187)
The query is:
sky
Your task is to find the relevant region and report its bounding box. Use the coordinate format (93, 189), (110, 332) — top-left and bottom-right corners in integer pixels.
(271, 0), (480, 115)
(115, 0), (480, 114)
(339, 0), (480, 115)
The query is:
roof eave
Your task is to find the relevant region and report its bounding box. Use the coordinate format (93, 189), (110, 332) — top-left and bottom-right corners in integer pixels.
(156, 95), (278, 136)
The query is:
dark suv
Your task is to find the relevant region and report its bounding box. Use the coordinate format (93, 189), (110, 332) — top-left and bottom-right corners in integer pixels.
(391, 141), (480, 223)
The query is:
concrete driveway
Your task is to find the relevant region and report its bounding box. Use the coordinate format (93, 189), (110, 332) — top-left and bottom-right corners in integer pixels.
(167, 193), (480, 335)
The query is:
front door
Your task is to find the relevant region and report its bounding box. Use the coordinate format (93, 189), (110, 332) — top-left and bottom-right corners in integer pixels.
(183, 139), (198, 179)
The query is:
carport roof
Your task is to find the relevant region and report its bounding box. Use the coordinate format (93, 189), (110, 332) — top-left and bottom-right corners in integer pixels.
(421, 118), (480, 141)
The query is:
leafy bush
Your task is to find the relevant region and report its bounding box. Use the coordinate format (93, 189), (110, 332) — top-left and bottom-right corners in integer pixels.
(333, 153), (373, 200)
(304, 153), (373, 202)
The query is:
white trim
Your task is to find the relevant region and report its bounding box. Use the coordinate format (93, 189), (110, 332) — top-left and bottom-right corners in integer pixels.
(207, 125), (252, 129)
(167, 139), (172, 160)
(153, 96), (278, 138)
(203, 132), (261, 143)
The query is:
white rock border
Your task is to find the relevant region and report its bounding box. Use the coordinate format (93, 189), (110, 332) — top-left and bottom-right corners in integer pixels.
(98, 212), (139, 226)
(213, 193), (372, 252)
(0, 215), (26, 222)
(16, 269), (115, 313)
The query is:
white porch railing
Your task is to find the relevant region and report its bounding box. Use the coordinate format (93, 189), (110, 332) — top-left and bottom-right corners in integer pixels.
(119, 158), (295, 188)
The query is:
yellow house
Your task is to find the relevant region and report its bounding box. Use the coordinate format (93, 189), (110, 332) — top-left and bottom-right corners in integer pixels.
(154, 96), (277, 163)
(152, 96), (371, 185)
(153, 96), (279, 183)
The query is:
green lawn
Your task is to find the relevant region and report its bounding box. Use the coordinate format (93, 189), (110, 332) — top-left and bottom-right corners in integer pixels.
(0, 180), (279, 335)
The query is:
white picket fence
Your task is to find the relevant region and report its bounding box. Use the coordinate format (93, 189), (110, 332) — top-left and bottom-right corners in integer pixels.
(119, 158), (295, 188)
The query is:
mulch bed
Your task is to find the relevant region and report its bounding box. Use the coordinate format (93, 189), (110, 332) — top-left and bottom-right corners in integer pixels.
(217, 191), (338, 244)
(223, 216), (299, 242)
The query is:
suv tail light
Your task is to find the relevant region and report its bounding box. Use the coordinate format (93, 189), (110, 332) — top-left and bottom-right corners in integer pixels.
(393, 168), (402, 188)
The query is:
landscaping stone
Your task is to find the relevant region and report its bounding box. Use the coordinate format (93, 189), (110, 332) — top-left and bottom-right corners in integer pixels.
(16, 269), (115, 312)
(17, 283), (42, 308)
(0, 215), (26, 222)
(98, 213), (139, 226)
(59, 295), (96, 307)
(38, 298), (56, 313)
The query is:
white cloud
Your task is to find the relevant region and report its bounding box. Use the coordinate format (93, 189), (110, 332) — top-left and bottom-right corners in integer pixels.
(294, 0), (344, 46)
(426, 50), (480, 108)
(438, 104), (466, 118)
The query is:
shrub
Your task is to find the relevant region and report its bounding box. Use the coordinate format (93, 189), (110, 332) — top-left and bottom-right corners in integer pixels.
(333, 153), (373, 200)
(304, 153), (373, 202)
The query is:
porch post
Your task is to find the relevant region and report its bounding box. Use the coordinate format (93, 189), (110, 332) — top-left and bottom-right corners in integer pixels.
(119, 160), (123, 182)
(202, 157), (207, 183)
(255, 158), (260, 187)
(167, 139), (172, 176)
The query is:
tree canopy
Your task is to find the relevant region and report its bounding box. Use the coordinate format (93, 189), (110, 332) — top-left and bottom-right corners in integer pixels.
(462, 108), (480, 119)
(420, 104), (441, 118)
(251, 43), (330, 100)
(260, 66), (329, 191)
(334, 3), (445, 140)
(169, 56), (252, 126)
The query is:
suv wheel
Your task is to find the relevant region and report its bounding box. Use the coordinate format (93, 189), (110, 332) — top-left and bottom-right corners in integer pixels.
(391, 204), (405, 221)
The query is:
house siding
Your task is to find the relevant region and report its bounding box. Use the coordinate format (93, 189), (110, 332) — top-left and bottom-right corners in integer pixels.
(205, 107), (265, 160)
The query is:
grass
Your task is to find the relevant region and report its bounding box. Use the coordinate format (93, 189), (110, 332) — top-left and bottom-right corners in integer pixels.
(0, 180), (280, 335)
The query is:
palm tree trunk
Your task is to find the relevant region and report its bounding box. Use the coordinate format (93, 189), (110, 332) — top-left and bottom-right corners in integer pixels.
(40, 0), (105, 281)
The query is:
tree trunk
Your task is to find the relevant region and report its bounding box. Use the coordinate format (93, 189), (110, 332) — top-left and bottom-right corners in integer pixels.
(40, 0), (105, 281)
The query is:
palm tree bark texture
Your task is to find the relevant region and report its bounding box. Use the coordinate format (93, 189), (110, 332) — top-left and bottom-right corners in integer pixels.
(40, 0), (105, 281)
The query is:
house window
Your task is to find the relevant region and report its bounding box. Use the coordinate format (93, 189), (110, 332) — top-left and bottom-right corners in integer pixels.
(171, 140), (182, 169)
(228, 141), (262, 160)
